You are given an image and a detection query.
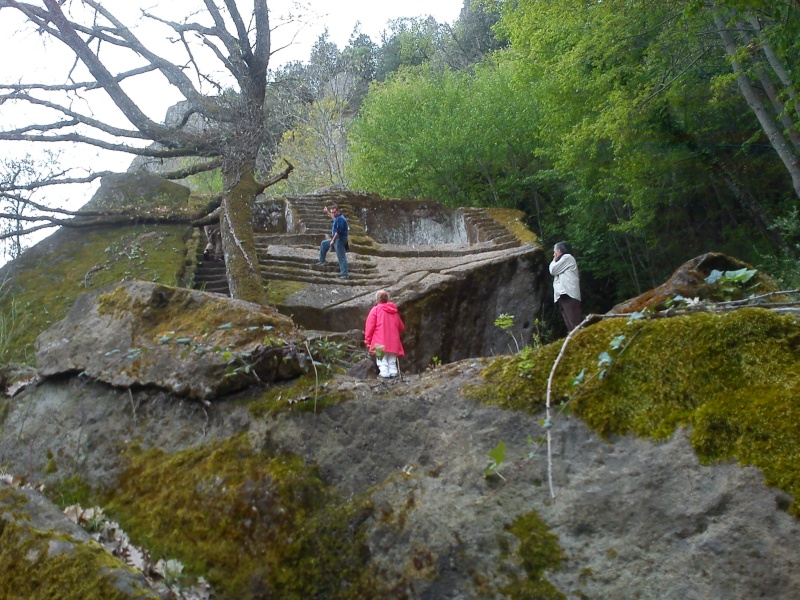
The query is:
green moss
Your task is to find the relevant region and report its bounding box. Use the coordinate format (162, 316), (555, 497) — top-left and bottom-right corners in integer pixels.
(0, 501), (157, 599)
(247, 375), (354, 417)
(94, 283), (295, 351)
(46, 474), (95, 510)
(0, 396), (9, 429)
(485, 208), (539, 244)
(266, 279), (307, 306)
(0, 225), (189, 364)
(103, 434), (388, 599)
(502, 510), (566, 599)
(469, 308), (800, 516)
(45, 449), (58, 474)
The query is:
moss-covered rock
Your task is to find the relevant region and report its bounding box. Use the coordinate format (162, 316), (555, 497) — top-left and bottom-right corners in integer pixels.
(102, 434), (391, 599)
(0, 225), (190, 365)
(468, 307), (800, 515)
(0, 485), (162, 599)
(35, 281), (306, 399)
(611, 252), (778, 313)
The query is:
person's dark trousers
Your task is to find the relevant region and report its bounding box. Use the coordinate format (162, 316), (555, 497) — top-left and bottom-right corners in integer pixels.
(557, 294), (582, 331)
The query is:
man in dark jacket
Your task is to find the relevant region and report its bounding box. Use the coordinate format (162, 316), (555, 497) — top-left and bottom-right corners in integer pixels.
(317, 205), (349, 279)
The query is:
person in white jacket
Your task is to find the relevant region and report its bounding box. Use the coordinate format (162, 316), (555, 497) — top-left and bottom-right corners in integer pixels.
(549, 241), (582, 331)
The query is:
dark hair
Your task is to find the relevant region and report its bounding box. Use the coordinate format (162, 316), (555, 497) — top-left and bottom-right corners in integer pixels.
(555, 241), (573, 256)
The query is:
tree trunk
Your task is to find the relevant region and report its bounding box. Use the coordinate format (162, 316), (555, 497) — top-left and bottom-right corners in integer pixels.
(220, 167), (267, 305)
(746, 14), (800, 121)
(735, 21), (800, 155)
(712, 8), (800, 199)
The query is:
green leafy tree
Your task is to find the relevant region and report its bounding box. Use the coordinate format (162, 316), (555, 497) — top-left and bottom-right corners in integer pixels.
(708, 0), (800, 198)
(348, 60), (545, 209)
(494, 0), (797, 297)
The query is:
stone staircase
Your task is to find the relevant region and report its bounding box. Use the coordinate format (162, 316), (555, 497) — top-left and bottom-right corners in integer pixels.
(192, 248), (229, 295)
(461, 208), (520, 250)
(253, 194), (386, 287)
(192, 193), (526, 296)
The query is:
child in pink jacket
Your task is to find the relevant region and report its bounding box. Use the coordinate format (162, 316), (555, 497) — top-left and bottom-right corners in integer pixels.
(364, 290), (405, 379)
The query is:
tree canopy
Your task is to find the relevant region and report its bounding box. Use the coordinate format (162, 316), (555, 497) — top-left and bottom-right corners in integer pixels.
(346, 0), (800, 303)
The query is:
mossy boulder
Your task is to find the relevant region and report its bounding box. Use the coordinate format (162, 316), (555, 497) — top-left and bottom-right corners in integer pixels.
(470, 306), (800, 516)
(0, 484), (163, 599)
(611, 252), (777, 313)
(102, 435), (388, 599)
(0, 173), (205, 365)
(35, 281), (306, 399)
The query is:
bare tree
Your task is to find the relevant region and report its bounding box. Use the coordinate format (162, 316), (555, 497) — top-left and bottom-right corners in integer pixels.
(0, 0), (296, 304)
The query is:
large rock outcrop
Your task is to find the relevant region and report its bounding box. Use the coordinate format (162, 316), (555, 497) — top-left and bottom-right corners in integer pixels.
(195, 190), (548, 372)
(35, 281), (305, 400)
(0, 349), (798, 598)
(2, 176), (547, 375)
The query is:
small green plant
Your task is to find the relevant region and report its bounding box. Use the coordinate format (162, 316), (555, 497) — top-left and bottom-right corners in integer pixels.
(705, 267), (758, 300)
(428, 355), (443, 370)
(494, 313), (520, 352)
(530, 318), (551, 349)
(308, 337), (349, 371)
(485, 440), (507, 479)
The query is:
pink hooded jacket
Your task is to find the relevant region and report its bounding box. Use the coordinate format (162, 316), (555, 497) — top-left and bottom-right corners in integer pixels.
(364, 302), (405, 356)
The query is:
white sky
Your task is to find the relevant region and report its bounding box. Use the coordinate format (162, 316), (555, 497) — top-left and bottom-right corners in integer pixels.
(0, 1), (463, 260)
(1, 1), (464, 125)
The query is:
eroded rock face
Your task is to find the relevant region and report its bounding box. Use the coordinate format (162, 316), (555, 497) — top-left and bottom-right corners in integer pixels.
(1, 362), (798, 598)
(82, 172), (191, 212)
(35, 281), (305, 400)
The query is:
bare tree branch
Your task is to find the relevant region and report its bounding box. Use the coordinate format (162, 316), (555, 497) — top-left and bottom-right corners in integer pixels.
(0, 1), (291, 304)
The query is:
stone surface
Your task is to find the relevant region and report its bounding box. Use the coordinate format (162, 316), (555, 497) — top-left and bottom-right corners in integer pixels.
(0, 483), (165, 599)
(35, 281), (305, 400)
(1, 363), (797, 598)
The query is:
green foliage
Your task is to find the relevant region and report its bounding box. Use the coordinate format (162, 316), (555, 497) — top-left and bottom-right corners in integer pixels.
(348, 60), (544, 209)
(184, 166), (224, 193)
(468, 309), (800, 516)
(307, 336), (352, 371)
(349, 0), (799, 303)
(495, 312), (521, 353)
(705, 267), (759, 300)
